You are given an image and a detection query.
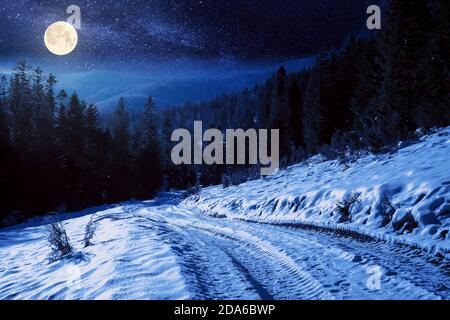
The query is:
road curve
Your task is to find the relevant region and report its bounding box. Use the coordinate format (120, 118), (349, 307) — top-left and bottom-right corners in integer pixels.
(0, 195), (448, 300)
(133, 199), (450, 300)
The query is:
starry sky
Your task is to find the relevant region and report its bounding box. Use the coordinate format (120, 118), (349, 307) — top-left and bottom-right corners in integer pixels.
(0, 0), (382, 108)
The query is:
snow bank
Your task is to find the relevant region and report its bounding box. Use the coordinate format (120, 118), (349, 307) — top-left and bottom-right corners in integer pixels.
(186, 128), (450, 255)
(0, 201), (190, 300)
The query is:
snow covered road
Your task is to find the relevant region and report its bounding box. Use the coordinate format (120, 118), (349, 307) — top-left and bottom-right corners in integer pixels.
(1, 194), (448, 300)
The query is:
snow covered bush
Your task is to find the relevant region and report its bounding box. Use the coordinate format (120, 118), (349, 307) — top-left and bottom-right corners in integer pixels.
(184, 184), (201, 199)
(45, 220), (74, 261)
(334, 192), (361, 223)
(84, 215), (99, 248)
(221, 174), (230, 188)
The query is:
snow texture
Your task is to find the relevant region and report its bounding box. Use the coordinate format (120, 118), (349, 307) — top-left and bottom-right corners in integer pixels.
(0, 128), (448, 300)
(187, 127), (450, 255)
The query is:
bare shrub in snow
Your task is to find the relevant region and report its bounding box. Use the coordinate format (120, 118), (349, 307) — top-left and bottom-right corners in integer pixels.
(45, 219), (74, 261)
(380, 197), (397, 227)
(335, 192), (361, 223)
(185, 183), (201, 198)
(439, 229), (448, 240)
(383, 198), (397, 212)
(392, 210), (418, 234)
(184, 171), (202, 197)
(318, 144), (339, 161)
(84, 215), (100, 248)
(320, 131), (370, 170)
(221, 174), (230, 188)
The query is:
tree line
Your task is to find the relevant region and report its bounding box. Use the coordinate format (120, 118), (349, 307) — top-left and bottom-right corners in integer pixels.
(161, 0), (449, 187)
(0, 64), (162, 224)
(0, 0), (448, 224)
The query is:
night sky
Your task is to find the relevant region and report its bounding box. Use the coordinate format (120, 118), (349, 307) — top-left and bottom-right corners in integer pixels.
(0, 0), (382, 107)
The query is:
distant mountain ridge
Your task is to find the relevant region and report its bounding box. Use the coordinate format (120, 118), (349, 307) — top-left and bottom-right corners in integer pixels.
(54, 57), (315, 112)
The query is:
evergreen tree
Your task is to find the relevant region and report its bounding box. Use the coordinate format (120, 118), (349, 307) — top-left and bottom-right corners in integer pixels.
(60, 93), (86, 207)
(32, 69), (60, 213)
(418, 0), (450, 128)
(9, 61), (33, 152)
(161, 112), (173, 169)
(270, 67), (291, 158)
(84, 104), (107, 203)
(111, 97), (130, 149)
(303, 53), (335, 153)
(333, 35), (360, 133)
(7, 61), (35, 213)
(55, 90), (69, 149)
(134, 96), (163, 198)
(44, 74), (57, 121)
(32, 67), (45, 123)
(0, 75), (13, 219)
(108, 97), (134, 201)
(375, 0), (431, 142)
(350, 39), (385, 148)
(66, 93), (85, 156)
(288, 78), (304, 149)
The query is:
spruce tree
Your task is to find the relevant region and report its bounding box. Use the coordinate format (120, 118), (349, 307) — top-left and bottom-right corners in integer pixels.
(108, 97), (134, 201)
(135, 96), (163, 198)
(61, 93), (86, 207)
(288, 78), (304, 150)
(7, 61), (35, 214)
(418, 0), (450, 128)
(376, 0), (431, 142)
(0, 76), (12, 220)
(270, 67), (291, 159)
(32, 69), (60, 213)
(350, 39), (385, 148)
(303, 53), (334, 153)
(84, 104), (106, 203)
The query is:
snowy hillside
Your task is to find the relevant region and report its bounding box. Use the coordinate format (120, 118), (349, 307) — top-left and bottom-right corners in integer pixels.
(187, 128), (450, 255)
(0, 128), (449, 300)
(1, 194), (449, 300)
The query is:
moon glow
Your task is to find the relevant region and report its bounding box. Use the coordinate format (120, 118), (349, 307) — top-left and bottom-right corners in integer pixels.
(44, 21), (78, 56)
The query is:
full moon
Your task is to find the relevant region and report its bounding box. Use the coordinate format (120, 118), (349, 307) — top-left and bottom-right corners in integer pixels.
(44, 21), (78, 56)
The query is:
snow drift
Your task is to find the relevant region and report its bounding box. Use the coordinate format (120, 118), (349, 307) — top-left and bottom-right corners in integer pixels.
(186, 127), (450, 255)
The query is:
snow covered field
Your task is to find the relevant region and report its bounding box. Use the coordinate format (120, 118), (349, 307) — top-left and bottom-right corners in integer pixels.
(0, 128), (448, 300)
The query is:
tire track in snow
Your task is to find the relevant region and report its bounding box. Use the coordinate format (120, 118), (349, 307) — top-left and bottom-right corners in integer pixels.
(139, 214), (262, 299)
(228, 221), (448, 299)
(222, 249), (274, 300)
(157, 208), (333, 300)
(156, 202), (449, 299)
